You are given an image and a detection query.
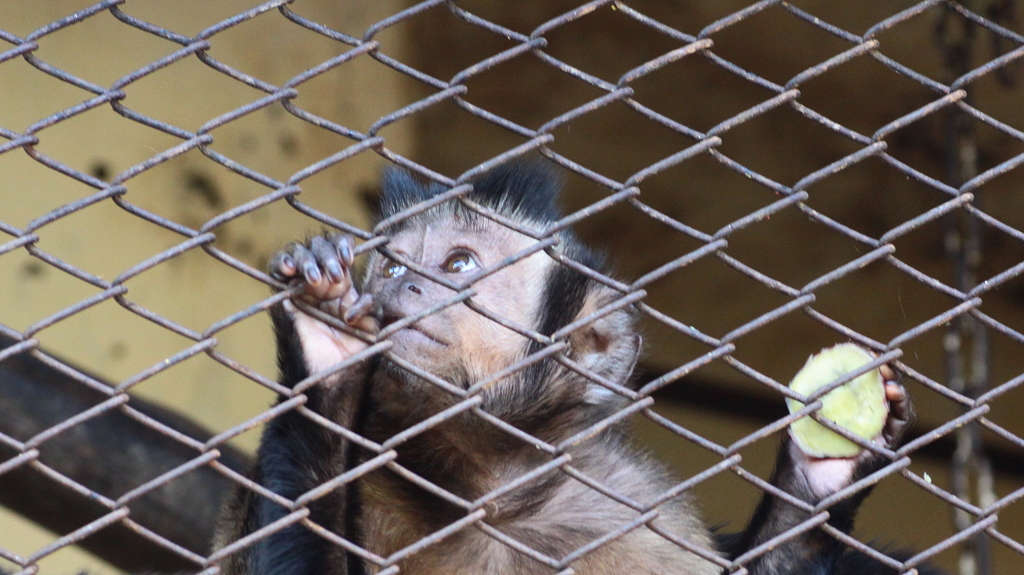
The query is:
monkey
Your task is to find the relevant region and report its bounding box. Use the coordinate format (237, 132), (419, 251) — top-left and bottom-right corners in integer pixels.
(212, 162), (939, 574)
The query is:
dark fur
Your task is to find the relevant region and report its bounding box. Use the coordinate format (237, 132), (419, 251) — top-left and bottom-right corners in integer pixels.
(716, 441), (947, 575)
(214, 163), (942, 575)
(214, 307), (370, 575)
(379, 164), (567, 228)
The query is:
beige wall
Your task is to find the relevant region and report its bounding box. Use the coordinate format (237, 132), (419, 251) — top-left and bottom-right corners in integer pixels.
(0, 0), (410, 571)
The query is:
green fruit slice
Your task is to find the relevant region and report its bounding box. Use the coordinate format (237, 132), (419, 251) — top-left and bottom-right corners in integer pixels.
(786, 343), (888, 458)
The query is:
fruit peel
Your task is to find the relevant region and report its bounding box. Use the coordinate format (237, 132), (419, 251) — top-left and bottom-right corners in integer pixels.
(786, 343), (888, 458)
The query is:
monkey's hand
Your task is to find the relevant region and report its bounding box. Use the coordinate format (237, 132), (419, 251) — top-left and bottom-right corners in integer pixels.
(789, 363), (913, 502)
(728, 363), (913, 574)
(270, 234), (379, 373)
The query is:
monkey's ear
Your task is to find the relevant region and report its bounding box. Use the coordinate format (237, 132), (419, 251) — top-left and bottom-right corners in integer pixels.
(566, 286), (641, 390)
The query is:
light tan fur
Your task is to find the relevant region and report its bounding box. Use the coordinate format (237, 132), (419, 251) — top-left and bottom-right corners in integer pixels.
(352, 216), (721, 573)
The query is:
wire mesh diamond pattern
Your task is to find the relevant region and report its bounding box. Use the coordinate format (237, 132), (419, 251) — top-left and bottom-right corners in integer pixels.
(1, 1), (1023, 574)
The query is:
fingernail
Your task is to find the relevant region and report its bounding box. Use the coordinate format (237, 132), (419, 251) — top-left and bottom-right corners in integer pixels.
(326, 260), (343, 282)
(306, 265), (322, 284)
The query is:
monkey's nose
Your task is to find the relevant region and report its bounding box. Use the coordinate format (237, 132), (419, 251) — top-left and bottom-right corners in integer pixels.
(405, 282), (423, 295)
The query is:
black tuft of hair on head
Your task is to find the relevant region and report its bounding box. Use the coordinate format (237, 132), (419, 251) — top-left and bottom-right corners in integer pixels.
(376, 162), (564, 226)
(468, 161), (563, 224)
(378, 167), (444, 223)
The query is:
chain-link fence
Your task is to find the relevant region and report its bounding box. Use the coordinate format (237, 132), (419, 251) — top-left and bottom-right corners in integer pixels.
(2, 0), (1024, 574)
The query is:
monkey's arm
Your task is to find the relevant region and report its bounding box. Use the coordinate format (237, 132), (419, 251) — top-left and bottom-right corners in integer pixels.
(214, 234), (377, 575)
(719, 377), (916, 575)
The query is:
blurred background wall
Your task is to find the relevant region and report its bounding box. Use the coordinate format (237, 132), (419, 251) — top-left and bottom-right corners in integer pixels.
(1, 1), (1023, 573)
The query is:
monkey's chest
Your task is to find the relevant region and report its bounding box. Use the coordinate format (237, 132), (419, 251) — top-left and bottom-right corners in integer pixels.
(355, 479), (719, 574)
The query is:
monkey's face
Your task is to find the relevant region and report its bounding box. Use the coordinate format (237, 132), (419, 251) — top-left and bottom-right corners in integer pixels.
(365, 216), (551, 386)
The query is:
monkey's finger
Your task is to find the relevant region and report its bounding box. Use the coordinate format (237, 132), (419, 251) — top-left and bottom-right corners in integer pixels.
(343, 293), (375, 324)
(269, 251), (298, 281)
(879, 363), (897, 383)
(290, 245), (323, 286)
(309, 235), (344, 283)
(333, 235), (355, 267)
(345, 294), (379, 333)
(882, 382), (915, 446)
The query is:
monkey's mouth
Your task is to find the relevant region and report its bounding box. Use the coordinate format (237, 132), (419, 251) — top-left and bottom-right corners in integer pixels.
(403, 325), (447, 345)
(383, 317), (449, 347)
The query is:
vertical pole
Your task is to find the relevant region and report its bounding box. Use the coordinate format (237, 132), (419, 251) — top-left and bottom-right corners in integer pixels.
(936, 4), (994, 575)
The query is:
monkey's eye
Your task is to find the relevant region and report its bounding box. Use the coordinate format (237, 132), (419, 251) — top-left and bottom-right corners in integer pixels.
(443, 253), (478, 274)
(382, 260), (407, 278)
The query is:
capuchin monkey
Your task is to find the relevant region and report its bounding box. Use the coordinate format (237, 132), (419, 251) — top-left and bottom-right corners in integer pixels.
(213, 163), (938, 574)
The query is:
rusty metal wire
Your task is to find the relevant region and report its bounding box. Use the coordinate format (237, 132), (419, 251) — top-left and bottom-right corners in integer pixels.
(1, 0), (1023, 574)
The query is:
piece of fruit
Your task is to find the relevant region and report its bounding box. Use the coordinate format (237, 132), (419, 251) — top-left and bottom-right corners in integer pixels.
(786, 343), (888, 458)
